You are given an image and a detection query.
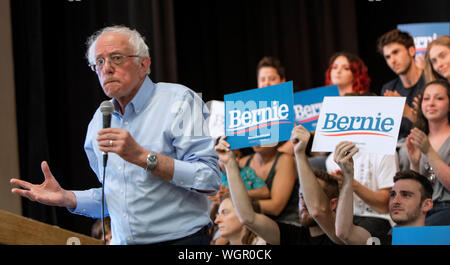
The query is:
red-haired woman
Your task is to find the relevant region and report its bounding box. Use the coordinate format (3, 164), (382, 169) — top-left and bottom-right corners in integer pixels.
(325, 52), (371, 96)
(304, 52), (372, 171)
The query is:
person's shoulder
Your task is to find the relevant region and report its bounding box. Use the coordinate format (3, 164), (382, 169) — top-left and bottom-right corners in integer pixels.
(239, 154), (252, 168)
(381, 78), (399, 92)
(277, 152), (295, 166)
(154, 81), (191, 95)
(369, 152), (396, 166)
(86, 104), (104, 127)
(413, 72), (426, 91)
(278, 152), (294, 159)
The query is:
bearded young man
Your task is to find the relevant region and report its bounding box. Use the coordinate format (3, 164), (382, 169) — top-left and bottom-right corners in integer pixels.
(377, 29), (425, 140)
(215, 125), (342, 245)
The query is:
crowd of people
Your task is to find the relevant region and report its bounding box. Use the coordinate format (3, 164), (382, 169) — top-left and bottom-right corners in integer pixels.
(211, 29), (450, 245)
(9, 25), (450, 245)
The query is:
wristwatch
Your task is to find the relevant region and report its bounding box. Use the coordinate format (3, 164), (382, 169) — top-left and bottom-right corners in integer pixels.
(146, 151), (158, 172)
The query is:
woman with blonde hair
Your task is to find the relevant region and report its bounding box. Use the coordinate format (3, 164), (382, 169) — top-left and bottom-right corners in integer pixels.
(424, 35), (450, 83)
(214, 196), (266, 245)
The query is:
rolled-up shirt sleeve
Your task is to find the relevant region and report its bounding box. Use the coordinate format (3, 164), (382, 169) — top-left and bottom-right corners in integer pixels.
(170, 90), (221, 194)
(67, 188), (108, 218)
(172, 144), (221, 194)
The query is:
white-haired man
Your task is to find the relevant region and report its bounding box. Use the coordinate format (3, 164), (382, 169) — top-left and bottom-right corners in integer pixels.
(11, 26), (221, 245)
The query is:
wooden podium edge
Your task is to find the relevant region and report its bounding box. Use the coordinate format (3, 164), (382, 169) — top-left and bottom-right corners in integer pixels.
(0, 209), (103, 245)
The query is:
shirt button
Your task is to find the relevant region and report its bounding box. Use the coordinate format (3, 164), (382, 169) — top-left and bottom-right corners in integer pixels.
(127, 237), (131, 241)
(180, 181), (184, 185)
(82, 209), (86, 212)
(118, 166), (122, 170)
(123, 213), (127, 217)
(124, 121), (129, 126)
(120, 189), (124, 193)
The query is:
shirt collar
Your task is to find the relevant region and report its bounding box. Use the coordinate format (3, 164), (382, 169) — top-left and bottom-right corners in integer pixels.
(112, 76), (154, 115)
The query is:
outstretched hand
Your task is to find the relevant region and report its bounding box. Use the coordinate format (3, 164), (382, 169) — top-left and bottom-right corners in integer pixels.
(333, 141), (358, 179)
(10, 161), (76, 208)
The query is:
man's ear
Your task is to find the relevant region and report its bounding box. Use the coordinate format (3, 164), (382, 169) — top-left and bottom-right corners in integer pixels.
(408, 46), (416, 58)
(330, 197), (339, 212)
(140, 56), (151, 76)
(422, 198), (433, 214)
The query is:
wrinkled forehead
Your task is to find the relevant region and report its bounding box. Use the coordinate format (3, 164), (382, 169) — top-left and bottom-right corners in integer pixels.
(95, 32), (133, 56)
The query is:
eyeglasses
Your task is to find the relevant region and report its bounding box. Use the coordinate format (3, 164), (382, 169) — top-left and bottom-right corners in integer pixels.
(89, 54), (140, 72)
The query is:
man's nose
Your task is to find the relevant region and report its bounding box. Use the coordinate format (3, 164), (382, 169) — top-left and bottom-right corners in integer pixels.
(214, 215), (222, 224)
(391, 194), (401, 204)
(102, 59), (115, 74)
(390, 57), (397, 65)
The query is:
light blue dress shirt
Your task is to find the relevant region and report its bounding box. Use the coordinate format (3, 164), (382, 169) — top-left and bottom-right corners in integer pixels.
(68, 77), (220, 244)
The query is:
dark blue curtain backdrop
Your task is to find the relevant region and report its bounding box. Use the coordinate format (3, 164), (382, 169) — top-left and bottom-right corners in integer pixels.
(10, 0), (450, 237)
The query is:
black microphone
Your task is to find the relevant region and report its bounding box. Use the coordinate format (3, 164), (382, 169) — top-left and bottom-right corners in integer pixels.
(100, 100), (113, 245)
(100, 100), (114, 167)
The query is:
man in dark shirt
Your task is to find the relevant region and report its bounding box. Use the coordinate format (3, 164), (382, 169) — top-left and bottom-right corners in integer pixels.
(377, 29), (424, 140)
(215, 125), (342, 245)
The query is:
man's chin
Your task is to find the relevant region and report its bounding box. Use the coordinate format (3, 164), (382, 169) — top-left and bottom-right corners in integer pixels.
(103, 87), (121, 99)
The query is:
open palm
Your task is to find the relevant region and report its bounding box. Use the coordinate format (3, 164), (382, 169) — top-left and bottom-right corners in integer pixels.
(11, 161), (68, 207)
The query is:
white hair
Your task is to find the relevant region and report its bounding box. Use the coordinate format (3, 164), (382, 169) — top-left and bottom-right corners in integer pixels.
(86, 25), (151, 74)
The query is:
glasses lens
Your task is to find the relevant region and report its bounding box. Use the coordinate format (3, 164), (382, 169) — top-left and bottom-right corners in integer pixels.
(111, 55), (124, 65)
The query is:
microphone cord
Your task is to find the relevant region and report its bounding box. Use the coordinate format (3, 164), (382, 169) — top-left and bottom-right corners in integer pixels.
(102, 157), (107, 245)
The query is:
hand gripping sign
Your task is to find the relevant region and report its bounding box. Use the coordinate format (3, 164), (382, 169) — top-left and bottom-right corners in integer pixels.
(312, 96), (405, 155)
(224, 82), (295, 150)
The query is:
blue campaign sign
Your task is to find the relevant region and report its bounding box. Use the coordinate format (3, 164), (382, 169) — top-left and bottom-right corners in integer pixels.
(398, 22), (450, 54)
(392, 226), (450, 245)
(224, 81), (295, 150)
(293, 85), (340, 132)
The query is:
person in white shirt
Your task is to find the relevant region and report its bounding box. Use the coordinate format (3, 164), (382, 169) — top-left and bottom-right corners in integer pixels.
(326, 141), (398, 244)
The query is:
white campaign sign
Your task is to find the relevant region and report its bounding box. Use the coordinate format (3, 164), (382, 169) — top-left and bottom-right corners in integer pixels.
(312, 96), (406, 155)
